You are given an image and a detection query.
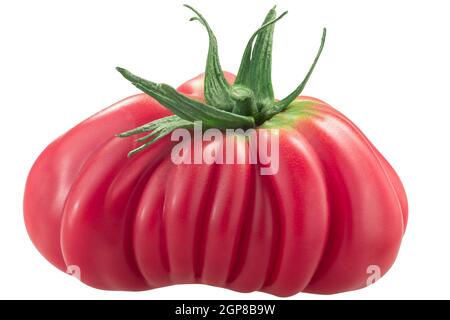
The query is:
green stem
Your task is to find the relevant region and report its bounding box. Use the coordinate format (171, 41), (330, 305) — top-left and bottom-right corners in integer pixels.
(261, 28), (327, 120)
(115, 5), (326, 156)
(116, 67), (254, 129)
(230, 85), (258, 118)
(184, 4), (234, 111)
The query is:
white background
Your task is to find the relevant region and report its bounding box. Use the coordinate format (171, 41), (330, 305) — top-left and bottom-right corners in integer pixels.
(1, 0), (449, 299)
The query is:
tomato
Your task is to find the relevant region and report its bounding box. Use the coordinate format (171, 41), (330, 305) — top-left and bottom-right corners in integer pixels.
(23, 6), (407, 296)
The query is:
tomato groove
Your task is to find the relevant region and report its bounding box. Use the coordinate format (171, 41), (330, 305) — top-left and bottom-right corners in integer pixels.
(126, 147), (172, 286)
(261, 174), (283, 289)
(225, 161), (256, 285)
(193, 164), (219, 280)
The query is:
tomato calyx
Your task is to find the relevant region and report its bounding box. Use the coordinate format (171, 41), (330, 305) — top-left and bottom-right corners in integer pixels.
(116, 5), (326, 157)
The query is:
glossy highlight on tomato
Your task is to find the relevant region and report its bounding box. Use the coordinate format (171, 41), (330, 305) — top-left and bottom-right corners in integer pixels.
(23, 6), (407, 296)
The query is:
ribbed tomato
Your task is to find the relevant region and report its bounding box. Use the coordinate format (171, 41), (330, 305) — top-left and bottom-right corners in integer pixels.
(23, 6), (407, 296)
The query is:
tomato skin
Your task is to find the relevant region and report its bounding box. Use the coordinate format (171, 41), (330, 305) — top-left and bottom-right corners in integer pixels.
(24, 73), (407, 296)
(292, 101), (406, 293)
(24, 94), (171, 274)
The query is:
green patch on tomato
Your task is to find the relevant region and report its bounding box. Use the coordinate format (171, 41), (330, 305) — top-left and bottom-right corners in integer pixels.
(260, 100), (318, 130)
